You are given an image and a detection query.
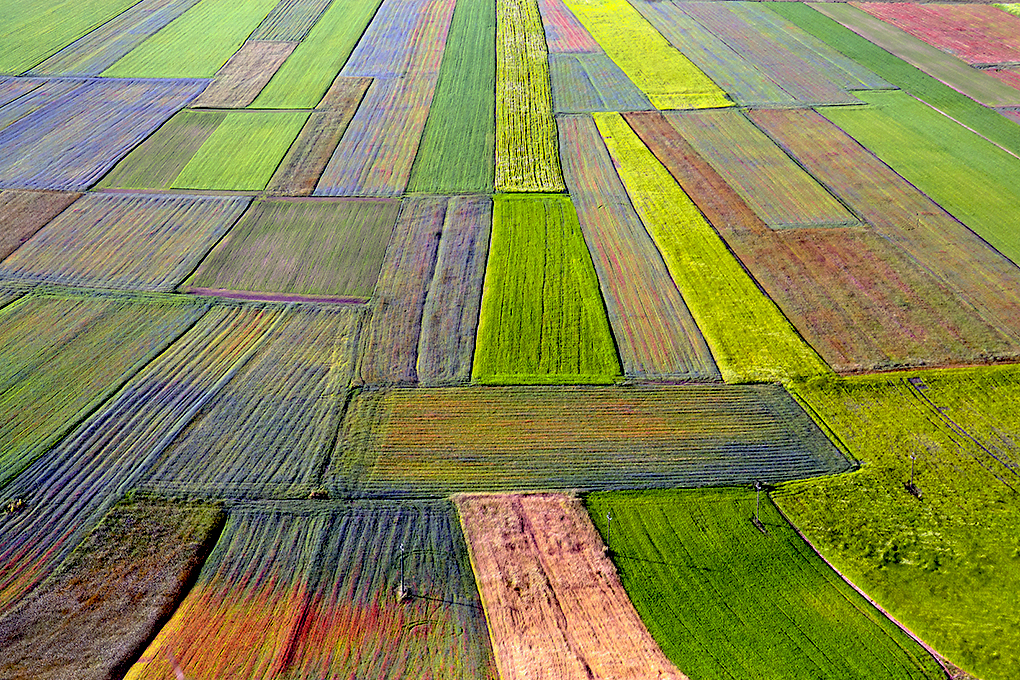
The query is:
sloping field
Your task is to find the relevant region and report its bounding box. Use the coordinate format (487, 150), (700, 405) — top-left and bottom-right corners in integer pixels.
(249, 0), (334, 42)
(0, 190), (79, 259)
(0, 290), (205, 488)
(558, 114), (718, 381)
(124, 501), (497, 680)
(473, 194), (620, 385)
(585, 488), (944, 680)
(0, 78), (206, 191)
(495, 0), (565, 192)
(0, 193), (250, 292)
(189, 41), (297, 109)
(549, 53), (653, 113)
(0, 498), (223, 680)
(138, 306), (363, 499)
(779, 368), (1020, 680)
(562, 0), (731, 109)
(853, 2), (1020, 67)
(102, 0), (279, 78)
(595, 112), (830, 383)
(185, 198), (399, 302)
(331, 384), (851, 497)
(457, 493), (687, 680)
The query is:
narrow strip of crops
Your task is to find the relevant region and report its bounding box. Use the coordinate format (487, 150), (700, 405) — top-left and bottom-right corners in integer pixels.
(561, 0), (731, 110)
(779, 366), (1020, 680)
(748, 107), (1020, 357)
(585, 489), (945, 680)
(358, 197), (445, 386)
(0, 78), (207, 191)
(558, 114), (718, 381)
(537, 0), (600, 52)
(171, 110), (310, 191)
(0, 193), (251, 292)
(821, 90), (1020, 268)
(549, 53), (652, 113)
(678, 1), (866, 105)
(249, 0), (334, 42)
(103, 0), (280, 78)
(987, 67), (1020, 91)
(265, 78), (372, 196)
(0, 498), (224, 680)
(457, 493), (688, 680)
(0, 190), (79, 259)
(339, 0), (456, 79)
(125, 501), (497, 680)
(407, 0), (496, 194)
(29, 0), (201, 76)
(0, 0), (140, 74)
(314, 76), (441, 197)
(417, 196), (492, 386)
(664, 108), (859, 229)
(0, 303), (278, 610)
(330, 384), (850, 497)
(0, 291), (206, 489)
(805, 2), (1020, 108)
(189, 41), (297, 108)
(186, 198), (399, 301)
(251, 0), (383, 109)
(473, 194), (620, 385)
(139, 306), (363, 499)
(594, 112), (830, 384)
(0, 77), (45, 108)
(766, 2), (1020, 156)
(998, 3), (1020, 18)
(853, 2), (1020, 68)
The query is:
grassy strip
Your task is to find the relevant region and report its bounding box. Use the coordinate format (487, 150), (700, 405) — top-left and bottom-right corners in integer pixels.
(407, 0), (495, 194)
(664, 108), (858, 229)
(97, 109), (226, 190)
(0, 190), (79, 259)
(187, 198), (398, 300)
(0, 0), (139, 75)
(777, 367), (1020, 680)
(561, 0), (731, 110)
(29, 0), (202, 76)
(251, 0), (383, 109)
(1, 193), (250, 292)
(0, 498), (223, 680)
(417, 196), (492, 386)
(558, 114), (719, 381)
(138, 307), (362, 499)
(495, 0), (564, 192)
(549, 53), (652, 113)
(473, 194), (620, 384)
(124, 501), (496, 680)
(249, 0), (333, 42)
(331, 384), (851, 497)
(594, 112), (830, 384)
(998, 4), (1020, 18)
(0, 291), (205, 489)
(172, 110), (309, 191)
(821, 90), (1020, 268)
(586, 489), (945, 680)
(189, 41), (296, 108)
(103, 0), (279, 78)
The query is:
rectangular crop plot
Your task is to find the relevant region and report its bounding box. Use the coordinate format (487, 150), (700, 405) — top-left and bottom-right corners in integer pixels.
(0, 192), (250, 292)
(189, 40), (297, 108)
(473, 194), (621, 385)
(102, 0), (280, 78)
(550, 53), (653, 113)
(249, 0), (333, 42)
(457, 493), (687, 680)
(123, 501), (497, 680)
(139, 306), (363, 499)
(0, 499), (223, 680)
(28, 0), (202, 76)
(0, 190), (79, 259)
(0, 78), (206, 191)
(331, 384), (852, 497)
(562, 0), (731, 110)
(595, 112), (830, 384)
(172, 110), (310, 191)
(585, 489), (945, 680)
(558, 114), (718, 381)
(185, 198), (399, 302)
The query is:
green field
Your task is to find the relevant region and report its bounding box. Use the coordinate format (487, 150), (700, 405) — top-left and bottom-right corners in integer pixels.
(586, 488), (944, 680)
(473, 194), (620, 384)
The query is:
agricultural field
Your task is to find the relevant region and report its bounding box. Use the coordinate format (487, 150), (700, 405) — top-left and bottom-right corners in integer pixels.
(1, 0), (1020, 678)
